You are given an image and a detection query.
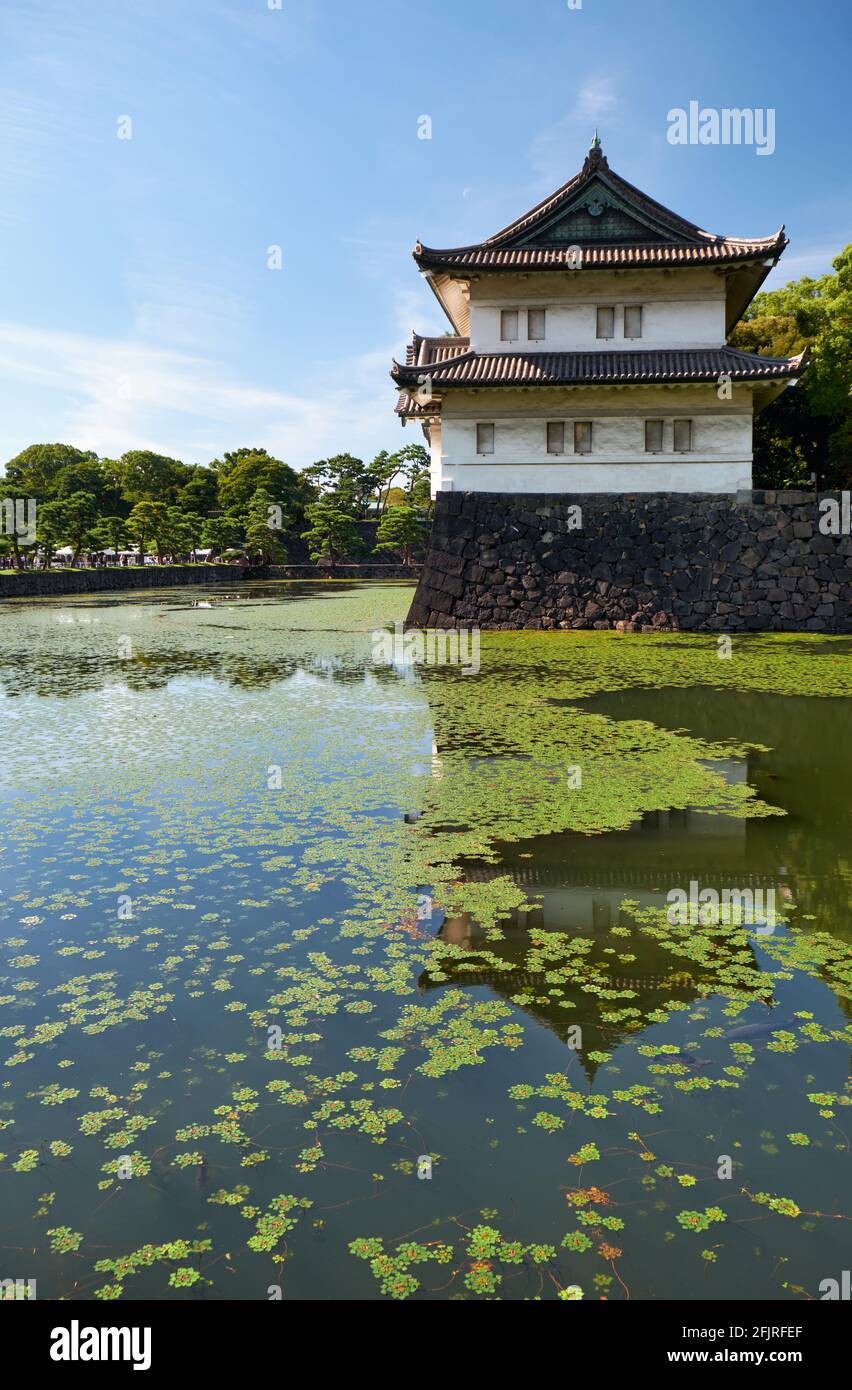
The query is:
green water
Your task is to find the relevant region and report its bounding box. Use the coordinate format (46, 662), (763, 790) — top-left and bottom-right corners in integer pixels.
(0, 582), (850, 1301)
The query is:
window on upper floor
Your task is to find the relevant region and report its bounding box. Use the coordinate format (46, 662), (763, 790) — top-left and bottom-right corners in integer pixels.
(546, 422), (565, 455)
(624, 305), (643, 339)
(596, 306), (615, 340)
(673, 419), (693, 452)
(527, 308), (547, 341)
(645, 419), (664, 453)
(500, 310), (519, 342)
(476, 423), (495, 455)
(574, 421), (593, 454)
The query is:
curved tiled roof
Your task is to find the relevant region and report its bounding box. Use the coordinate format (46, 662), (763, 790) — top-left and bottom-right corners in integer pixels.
(392, 346), (808, 391)
(395, 393), (439, 419)
(414, 144), (787, 273)
(414, 238), (786, 272)
(406, 333), (470, 365)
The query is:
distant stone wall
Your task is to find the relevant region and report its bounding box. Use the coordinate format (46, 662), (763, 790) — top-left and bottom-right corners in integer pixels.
(407, 490), (852, 632)
(0, 563), (419, 600)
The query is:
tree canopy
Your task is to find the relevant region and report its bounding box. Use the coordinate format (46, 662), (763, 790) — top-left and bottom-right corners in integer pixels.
(731, 244), (852, 488)
(1, 438), (431, 568)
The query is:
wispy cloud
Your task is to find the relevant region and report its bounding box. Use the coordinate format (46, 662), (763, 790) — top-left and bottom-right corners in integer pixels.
(0, 320), (403, 468)
(571, 75), (619, 126)
(530, 75), (620, 183)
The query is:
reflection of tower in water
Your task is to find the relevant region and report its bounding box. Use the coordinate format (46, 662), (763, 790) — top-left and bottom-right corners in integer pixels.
(419, 766), (786, 1083)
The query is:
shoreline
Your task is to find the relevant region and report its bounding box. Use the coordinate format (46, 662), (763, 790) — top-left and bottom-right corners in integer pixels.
(0, 563), (421, 600)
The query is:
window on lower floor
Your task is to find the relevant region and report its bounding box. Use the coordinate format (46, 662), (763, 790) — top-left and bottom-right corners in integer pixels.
(596, 306), (615, 339)
(574, 421), (593, 454)
(645, 419), (664, 452)
(500, 309), (519, 341)
(527, 307), (546, 341)
(546, 421), (565, 454)
(624, 305), (643, 338)
(673, 418), (693, 452)
(476, 423), (495, 455)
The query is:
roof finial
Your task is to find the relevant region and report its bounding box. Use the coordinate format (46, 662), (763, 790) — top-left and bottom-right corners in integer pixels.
(583, 129), (608, 172)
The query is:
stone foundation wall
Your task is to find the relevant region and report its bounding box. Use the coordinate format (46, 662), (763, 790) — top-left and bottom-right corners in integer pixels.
(407, 491), (852, 632)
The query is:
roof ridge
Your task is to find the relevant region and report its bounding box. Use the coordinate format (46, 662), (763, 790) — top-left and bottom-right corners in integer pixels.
(414, 146), (785, 260)
(480, 149), (722, 249)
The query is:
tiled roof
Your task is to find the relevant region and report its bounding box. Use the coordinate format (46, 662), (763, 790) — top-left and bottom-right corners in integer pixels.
(392, 346), (808, 391)
(414, 238), (785, 272)
(395, 393), (439, 419)
(413, 144), (787, 274)
(397, 335), (470, 417)
(406, 333), (470, 365)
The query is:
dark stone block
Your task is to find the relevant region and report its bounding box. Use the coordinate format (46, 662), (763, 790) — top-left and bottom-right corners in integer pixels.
(405, 492), (850, 633)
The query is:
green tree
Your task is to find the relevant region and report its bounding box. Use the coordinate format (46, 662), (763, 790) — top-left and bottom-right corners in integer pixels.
(369, 450), (401, 517)
(373, 503), (426, 566)
(127, 501), (169, 563)
(120, 450), (188, 505)
(90, 515), (130, 556)
(54, 458), (124, 514)
(61, 491), (99, 566)
(303, 454), (376, 518)
(159, 507), (199, 560)
(200, 516), (243, 558)
(32, 492), (98, 568)
(214, 448), (313, 519)
(731, 245), (852, 487)
(399, 444), (431, 508)
(301, 503), (363, 566)
(0, 487), (38, 568)
(4, 444), (96, 499)
(35, 499), (70, 568)
(243, 487), (287, 563)
(177, 466), (218, 517)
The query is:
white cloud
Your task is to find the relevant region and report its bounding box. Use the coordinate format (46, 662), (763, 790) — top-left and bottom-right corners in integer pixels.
(572, 76), (619, 125)
(530, 76), (620, 182)
(0, 320), (404, 468)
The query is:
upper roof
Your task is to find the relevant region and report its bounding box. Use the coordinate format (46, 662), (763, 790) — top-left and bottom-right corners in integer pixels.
(415, 138), (787, 334)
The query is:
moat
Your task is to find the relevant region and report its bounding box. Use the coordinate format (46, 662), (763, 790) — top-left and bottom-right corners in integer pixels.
(0, 582), (850, 1300)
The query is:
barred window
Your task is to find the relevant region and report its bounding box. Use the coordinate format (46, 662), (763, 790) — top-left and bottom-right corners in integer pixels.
(624, 305), (643, 338)
(476, 423), (495, 455)
(500, 310), (519, 341)
(574, 421), (593, 454)
(527, 308), (546, 341)
(596, 306), (615, 339)
(673, 419), (693, 452)
(645, 419), (664, 452)
(547, 422), (565, 454)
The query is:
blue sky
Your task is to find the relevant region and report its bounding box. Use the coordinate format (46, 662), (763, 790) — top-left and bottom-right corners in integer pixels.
(0, 0), (849, 471)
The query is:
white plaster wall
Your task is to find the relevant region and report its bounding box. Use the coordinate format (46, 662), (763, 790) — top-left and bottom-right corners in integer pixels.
(441, 412), (752, 464)
(438, 460), (750, 494)
(433, 386), (754, 493)
(468, 268), (727, 352)
(428, 419), (442, 497)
